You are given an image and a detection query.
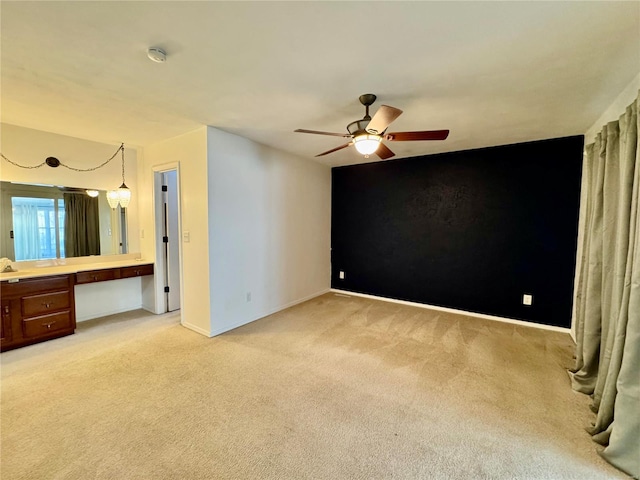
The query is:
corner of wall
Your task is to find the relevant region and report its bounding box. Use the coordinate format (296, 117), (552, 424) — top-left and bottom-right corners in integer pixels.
(142, 127), (213, 336)
(204, 127), (331, 336)
(585, 72), (640, 144)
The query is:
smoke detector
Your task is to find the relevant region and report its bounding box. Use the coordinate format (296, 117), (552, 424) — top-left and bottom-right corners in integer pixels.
(147, 47), (166, 63)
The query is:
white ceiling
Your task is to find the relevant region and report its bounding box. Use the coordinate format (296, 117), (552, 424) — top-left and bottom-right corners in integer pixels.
(2, 1), (639, 167)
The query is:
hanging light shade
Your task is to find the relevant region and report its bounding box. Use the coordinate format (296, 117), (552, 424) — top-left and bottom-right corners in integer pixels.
(118, 183), (131, 209)
(85, 189), (99, 198)
(107, 190), (120, 209)
(106, 144), (132, 209)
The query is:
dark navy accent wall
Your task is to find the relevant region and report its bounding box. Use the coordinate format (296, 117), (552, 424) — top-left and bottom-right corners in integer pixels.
(331, 136), (583, 328)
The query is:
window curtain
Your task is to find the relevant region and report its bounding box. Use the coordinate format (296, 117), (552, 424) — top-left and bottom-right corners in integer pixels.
(570, 92), (639, 478)
(12, 203), (41, 261)
(63, 193), (100, 257)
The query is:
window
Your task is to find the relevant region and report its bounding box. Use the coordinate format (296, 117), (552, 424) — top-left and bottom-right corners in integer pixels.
(11, 197), (65, 260)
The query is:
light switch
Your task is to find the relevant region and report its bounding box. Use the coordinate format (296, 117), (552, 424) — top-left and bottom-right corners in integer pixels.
(183, 231), (190, 243)
(339, 271), (345, 280)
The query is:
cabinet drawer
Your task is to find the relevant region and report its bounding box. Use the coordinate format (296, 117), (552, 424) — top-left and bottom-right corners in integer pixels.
(75, 269), (117, 284)
(120, 264), (154, 278)
(22, 311), (72, 338)
(1, 275), (70, 297)
(22, 290), (70, 317)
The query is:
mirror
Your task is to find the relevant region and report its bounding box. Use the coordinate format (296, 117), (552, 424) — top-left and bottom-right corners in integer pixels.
(0, 181), (128, 261)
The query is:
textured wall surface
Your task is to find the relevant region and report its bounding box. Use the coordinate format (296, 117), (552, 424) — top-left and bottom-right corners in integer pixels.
(331, 136), (583, 327)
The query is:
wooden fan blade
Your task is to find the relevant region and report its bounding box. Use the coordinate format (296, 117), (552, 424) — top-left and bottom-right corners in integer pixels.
(375, 142), (395, 160)
(385, 130), (450, 141)
(315, 142), (353, 157)
(295, 129), (351, 138)
(365, 105), (403, 135)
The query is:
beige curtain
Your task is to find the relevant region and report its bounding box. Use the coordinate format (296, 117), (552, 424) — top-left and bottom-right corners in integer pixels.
(571, 92), (639, 479)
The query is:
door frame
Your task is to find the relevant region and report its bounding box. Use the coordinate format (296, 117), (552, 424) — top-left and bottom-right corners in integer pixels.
(152, 163), (184, 318)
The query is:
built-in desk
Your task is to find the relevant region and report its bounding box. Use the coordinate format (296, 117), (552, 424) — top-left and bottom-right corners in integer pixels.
(0, 258), (153, 351)
(75, 263), (154, 284)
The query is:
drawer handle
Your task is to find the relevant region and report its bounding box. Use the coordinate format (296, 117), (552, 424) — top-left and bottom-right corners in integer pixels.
(93, 275), (98, 281)
(41, 302), (54, 309)
(135, 270), (140, 275)
(42, 321), (57, 329)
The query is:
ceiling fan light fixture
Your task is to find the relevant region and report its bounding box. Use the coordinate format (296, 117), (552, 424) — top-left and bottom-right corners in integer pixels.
(294, 94), (449, 159)
(353, 134), (382, 155)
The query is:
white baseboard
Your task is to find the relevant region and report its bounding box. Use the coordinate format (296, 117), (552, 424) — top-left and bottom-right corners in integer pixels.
(330, 289), (571, 334)
(208, 288), (332, 337)
(262, 288), (332, 318)
(181, 321), (213, 337)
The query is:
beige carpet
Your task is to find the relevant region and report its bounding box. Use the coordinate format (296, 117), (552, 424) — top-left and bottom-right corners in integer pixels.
(1, 293), (626, 479)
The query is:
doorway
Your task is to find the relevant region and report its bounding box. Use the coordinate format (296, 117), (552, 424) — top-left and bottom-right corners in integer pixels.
(154, 168), (181, 313)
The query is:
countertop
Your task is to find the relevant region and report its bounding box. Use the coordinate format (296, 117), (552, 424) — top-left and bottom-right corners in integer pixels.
(0, 258), (153, 282)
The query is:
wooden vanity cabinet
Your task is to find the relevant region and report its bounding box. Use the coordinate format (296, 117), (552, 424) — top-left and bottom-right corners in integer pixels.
(120, 264), (154, 279)
(0, 275), (76, 351)
(75, 264), (154, 284)
(1, 263), (153, 351)
(75, 269), (117, 284)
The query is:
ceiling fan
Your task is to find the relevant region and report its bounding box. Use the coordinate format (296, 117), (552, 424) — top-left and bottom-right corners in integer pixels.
(294, 94), (449, 159)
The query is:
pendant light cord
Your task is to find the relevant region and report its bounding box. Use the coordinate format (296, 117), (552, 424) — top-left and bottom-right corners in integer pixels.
(1, 143), (125, 172)
(121, 145), (127, 186)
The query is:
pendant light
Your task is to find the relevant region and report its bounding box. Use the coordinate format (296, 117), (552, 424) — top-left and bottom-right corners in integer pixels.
(107, 145), (131, 209)
(106, 190), (120, 209)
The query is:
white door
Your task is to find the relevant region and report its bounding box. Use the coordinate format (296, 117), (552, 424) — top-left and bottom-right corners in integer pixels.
(163, 171), (181, 312)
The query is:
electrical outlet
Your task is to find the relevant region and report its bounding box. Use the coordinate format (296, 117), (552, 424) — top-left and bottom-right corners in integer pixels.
(339, 271), (345, 280)
(523, 294), (533, 306)
(183, 231), (190, 243)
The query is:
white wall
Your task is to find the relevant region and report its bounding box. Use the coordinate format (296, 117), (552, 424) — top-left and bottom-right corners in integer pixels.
(75, 278), (145, 321)
(206, 127), (331, 336)
(140, 127), (212, 335)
